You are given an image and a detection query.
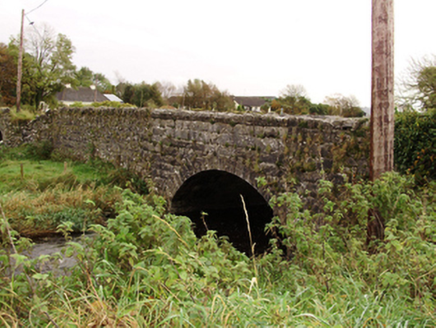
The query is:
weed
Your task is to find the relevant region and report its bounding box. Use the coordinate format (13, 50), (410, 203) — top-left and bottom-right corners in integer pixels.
(8, 108), (36, 125)
(0, 145), (435, 326)
(298, 121), (309, 128)
(26, 141), (54, 160)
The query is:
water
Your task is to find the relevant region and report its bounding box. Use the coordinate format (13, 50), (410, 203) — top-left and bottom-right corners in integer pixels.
(26, 234), (81, 273)
(13, 233), (94, 275)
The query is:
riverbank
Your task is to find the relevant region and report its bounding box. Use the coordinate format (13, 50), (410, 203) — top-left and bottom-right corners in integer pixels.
(0, 143), (149, 238)
(0, 143), (435, 326)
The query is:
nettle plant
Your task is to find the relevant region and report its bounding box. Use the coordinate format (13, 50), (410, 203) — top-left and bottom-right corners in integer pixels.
(265, 172), (435, 299)
(0, 172), (435, 326)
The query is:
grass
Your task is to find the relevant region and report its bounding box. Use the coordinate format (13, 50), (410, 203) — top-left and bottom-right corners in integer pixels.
(7, 107), (37, 124)
(2, 184), (119, 237)
(0, 144), (435, 326)
(0, 159), (116, 194)
(0, 144), (149, 237)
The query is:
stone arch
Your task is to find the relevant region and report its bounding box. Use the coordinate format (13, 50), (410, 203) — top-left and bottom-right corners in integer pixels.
(159, 154), (270, 205)
(170, 169), (273, 255)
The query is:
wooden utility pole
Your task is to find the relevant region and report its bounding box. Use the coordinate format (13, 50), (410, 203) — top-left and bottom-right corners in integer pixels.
(370, 0), (395, 180)
(367, 0), (395, 245)
(16, 9), (25, 113)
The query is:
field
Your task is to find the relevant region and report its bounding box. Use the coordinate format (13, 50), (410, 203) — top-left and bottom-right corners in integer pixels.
(0, 144), (435, 327)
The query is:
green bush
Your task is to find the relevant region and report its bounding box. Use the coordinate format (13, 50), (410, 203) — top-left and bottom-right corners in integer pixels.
(2, 172), (435, 326)
(395, 109), (436, 182)
(69, 101), (84, 108)
(0, 173), (435, 325)
(8, 107), (36, 124)
(24, 141), (54, 160)
(309, 103), (330, 115)
(91, 100), (136, 108)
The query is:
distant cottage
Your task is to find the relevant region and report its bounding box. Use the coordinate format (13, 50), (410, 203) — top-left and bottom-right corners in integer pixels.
(56, 85), (121, 105)
(233, 96), (274, 112)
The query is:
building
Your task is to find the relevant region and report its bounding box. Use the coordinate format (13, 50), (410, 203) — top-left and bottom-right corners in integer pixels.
(233, 96), (274, 112)
(56, 85), (107, 105)
(103, 94), (124, 103)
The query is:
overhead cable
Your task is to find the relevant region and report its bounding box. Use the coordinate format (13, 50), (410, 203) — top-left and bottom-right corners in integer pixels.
(26, 0), (50, 15)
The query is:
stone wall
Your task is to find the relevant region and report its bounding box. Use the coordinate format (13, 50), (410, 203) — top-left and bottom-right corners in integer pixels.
(0, 109), (25, 147)
(0, 107), (369, 206)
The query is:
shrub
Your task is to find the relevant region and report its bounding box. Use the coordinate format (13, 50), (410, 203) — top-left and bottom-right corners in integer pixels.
(91, 100), (136, 108)
(69, 101), (84, 108)
(395, 109), (436, 182)
(8, 108), (36, 124)
(25, 141), (54, 160)
(0, 172), (435, 326)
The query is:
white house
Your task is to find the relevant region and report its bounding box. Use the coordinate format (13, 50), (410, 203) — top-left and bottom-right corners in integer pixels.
(233, 96), (274, 112)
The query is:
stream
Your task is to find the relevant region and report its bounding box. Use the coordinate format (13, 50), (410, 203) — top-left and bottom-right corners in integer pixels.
(21, 233), (93, 275)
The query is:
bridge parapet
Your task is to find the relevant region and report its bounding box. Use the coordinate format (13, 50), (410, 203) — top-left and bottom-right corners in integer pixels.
(0, 107), (369, 209)
(150, 109), (369, 203)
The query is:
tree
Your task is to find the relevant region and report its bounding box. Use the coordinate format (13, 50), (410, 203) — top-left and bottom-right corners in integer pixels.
(279, 96), (311, 115)
(74, 67), (113, 93)
(210, 89), (234, 112)
(183, 79), (209, 109)
(121, 82), (163, 108)
(324, 94), (365, 117)
(6, 41), (35, 107)
(275, 84), (311, 114)
(308, 103), (330, 115)
(21, 24), (76, 108)
(182, 79), (233, 111)
(156, 81), (176, 101)
(270, 99), (281, 111)
(397, 55), (436, 111)
(93, 72), (113, 93)
(280, 84), (308, 99)
(74, 66), (94, 87)
(0, 43), (17, 106)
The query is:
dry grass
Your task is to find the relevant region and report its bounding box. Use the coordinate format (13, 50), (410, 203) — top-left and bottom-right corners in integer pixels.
(8, 108), (36, 124)
(1, 183), (121, 237)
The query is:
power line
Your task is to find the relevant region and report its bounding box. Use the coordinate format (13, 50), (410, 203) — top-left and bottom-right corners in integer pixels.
(16, 0), (49, 111)
(26, 15), (43, 38)
(25, 0), (50, 38)
(26, 0), (49, 15)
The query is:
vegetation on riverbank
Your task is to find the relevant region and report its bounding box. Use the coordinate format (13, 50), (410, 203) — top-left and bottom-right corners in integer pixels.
(0, 144), (435, 326)
(0, 144), (149, 237)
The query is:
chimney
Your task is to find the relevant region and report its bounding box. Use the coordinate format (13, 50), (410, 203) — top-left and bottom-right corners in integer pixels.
(90, 85), (97, 102)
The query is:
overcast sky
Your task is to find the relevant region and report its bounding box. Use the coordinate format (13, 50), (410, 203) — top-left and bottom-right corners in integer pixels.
(1, 0), (436, 107)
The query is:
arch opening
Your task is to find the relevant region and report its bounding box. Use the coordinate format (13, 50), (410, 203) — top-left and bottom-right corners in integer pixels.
(171, 170), (273, 255)
(0, 130), (3, 143)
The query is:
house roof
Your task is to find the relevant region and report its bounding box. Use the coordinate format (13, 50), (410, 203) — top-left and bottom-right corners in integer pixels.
(233, 96), (274, 107)
(56, 87), (107, 103)
(104, 94), (123, 103)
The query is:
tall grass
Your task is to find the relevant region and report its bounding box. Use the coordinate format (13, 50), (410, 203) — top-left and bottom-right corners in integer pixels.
(8, 107), (36, 125)
(0, 172), (434, 326)
(0, 144), (149, 237)
(2, 184), (120, 236)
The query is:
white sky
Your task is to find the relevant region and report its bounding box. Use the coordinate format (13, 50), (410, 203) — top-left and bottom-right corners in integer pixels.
(1, 0), (436, 107)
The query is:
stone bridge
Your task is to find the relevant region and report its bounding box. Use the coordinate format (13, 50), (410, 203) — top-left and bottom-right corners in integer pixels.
(0, 108), (369, 254)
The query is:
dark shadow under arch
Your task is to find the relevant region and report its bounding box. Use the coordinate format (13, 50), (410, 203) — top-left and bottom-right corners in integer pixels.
(0, 130), (3, 143)
(171, 170), (273, 255)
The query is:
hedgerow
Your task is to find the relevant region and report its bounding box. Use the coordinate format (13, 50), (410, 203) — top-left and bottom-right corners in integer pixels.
(395, 109), (436, 183)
